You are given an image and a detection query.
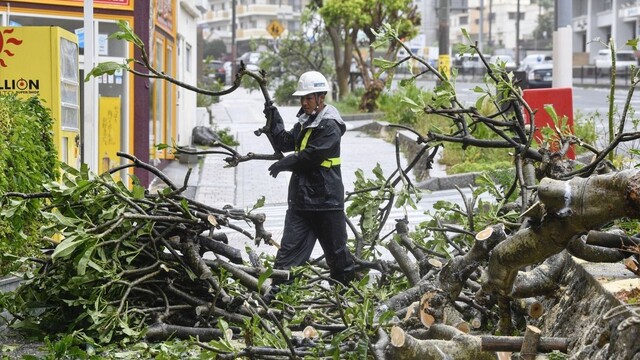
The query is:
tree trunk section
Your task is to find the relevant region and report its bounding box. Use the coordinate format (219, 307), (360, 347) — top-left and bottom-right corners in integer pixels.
(485, 170), (640, 296)
(387, 326), (496, 360)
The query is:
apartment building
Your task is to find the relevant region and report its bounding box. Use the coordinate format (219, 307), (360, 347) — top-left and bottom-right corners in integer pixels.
(199, 0), (308, 55)
(449, 0), (542, 56)
(573, 0), (639, 64)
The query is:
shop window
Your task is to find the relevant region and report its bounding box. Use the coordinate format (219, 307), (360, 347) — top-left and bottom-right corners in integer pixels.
(150, 36), (176, 160)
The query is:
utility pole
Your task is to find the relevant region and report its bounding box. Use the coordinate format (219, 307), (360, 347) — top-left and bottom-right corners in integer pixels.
(231, 0), (237, 78)
(479, 0), (484, 53)
(516, 0), (520, 66)
(438, 0), (449, 57)
(488, 0), (492, 49)
(437, 0), (450, 77)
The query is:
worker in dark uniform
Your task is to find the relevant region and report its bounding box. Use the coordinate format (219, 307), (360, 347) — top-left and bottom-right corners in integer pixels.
(263, 71), (355, 301)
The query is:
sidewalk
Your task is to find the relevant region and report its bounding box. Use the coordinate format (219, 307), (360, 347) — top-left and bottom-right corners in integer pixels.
(191, 88), (418, 209)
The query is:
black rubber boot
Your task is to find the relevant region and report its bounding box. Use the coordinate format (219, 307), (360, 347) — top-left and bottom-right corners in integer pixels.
(262, 285), (280, 305)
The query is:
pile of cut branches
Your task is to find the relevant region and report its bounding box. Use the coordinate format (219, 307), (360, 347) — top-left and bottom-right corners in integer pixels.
(3, 21), (640, 360)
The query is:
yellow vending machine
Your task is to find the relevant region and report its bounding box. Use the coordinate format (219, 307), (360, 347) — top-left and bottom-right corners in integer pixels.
(0, 26), (80, 168)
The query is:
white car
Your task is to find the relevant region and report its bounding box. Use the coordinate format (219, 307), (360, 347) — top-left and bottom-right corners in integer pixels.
(460, 54), (484, 74)
(595, 49), (638, 74)
(518, 53), (552, 71)
(489, 55), (517, 71)
(238, 51), (262, 71)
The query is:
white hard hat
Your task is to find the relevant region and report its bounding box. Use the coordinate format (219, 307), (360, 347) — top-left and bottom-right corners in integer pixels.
(292, 71), (330, 96)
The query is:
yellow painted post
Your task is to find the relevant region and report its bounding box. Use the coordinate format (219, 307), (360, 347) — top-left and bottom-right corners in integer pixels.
(438, 54), (451, 78)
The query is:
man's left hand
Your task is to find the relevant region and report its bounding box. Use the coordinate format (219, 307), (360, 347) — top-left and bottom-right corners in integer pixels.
(268, 154), (297, 178)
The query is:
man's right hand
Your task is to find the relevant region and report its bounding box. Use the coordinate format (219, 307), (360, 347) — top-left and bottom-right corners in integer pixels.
(264, 104), (284, 135)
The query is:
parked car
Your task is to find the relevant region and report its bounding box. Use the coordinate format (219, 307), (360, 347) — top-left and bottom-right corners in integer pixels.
(238, 51), (262, 71)
(518, 53), (552, 72)
(460, 54), (484, 74)
(595, 49), (638, 75)
(203, 59), (225, 84)
(489, 54), (517, 71)
(525, 62), (553, 89)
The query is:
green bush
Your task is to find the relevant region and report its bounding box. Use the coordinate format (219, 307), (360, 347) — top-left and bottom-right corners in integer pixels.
(274, 79), (298, 106)
(0, 94), (59, 275)
(377, 82), (432, 126)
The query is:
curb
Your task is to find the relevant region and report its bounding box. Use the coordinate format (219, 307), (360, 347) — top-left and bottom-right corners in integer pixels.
(417, 172), (478, 191)
(0, 276), (21, 293)
(349, 120), (478, 191)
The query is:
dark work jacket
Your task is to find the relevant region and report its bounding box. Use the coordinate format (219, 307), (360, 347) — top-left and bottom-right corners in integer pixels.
(270, 104), (346, 211)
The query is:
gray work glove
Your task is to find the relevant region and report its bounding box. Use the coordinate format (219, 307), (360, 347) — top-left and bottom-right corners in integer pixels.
(268, 154), (298, 178)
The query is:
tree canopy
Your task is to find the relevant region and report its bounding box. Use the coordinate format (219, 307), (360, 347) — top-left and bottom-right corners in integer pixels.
(311, 0), (419, 111)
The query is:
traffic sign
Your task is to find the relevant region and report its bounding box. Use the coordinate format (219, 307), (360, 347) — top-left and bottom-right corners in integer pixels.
(267, 20), (284, 38)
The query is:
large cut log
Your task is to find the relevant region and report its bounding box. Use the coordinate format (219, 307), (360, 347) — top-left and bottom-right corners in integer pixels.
(510, 251), (567, 298)
(485, 170), (640, 296)
(519, 325), (542, 360)
(439, 224), (507, 299)
(480, 333), (568, 353)
(419, 290), (470, 333)
(388, 235), (421, 286)
(145, 322), (226, 341)
(387, 325), (496, 360)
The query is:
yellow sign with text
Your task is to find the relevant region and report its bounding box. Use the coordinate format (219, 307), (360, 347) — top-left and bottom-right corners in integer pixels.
(0, 26), (80, 168)
(99, 96), (122, 179)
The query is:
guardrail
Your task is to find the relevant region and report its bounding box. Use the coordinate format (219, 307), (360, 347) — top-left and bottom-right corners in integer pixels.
(347, 65), (638, 87)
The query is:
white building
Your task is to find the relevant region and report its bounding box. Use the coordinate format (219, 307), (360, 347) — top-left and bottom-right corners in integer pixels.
(199, 0), (309, 55)
(177, 0), (208, 147)
(573, 0), (639, 65)
(449, 0), (542, 56)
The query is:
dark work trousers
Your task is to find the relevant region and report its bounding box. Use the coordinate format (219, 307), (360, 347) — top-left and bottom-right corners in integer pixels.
(273, 209), (355, 286)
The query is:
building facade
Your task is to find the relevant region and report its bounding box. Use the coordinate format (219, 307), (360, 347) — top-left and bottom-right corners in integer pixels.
(199, 0), (309, 55)
(0, 0), (205, 185)
(448, 0), (542, 56)
(573, 0), (639, 64)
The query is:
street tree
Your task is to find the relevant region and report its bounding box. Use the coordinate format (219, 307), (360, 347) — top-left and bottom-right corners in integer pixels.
(310, 0), (419, 111)
(1, 20), (640, 359)
(202, 38), (227, 60)
(258, 9), (334, 105)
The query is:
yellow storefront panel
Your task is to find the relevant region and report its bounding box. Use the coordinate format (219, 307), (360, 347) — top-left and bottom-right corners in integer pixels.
(98, 96), (122, 179)
(0, 26), (80, 168)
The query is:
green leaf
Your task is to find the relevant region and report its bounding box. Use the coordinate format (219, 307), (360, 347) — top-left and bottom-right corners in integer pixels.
(84, 61), (130, 82)
(257, 266), (273, 290)
(372, 58), (396, 70)
(131, 184), (146, 200)
(42, 210), (80, 227)
(461, 28), (471, 42)
(250, 196), (266, 213)
(544, 104), (559, 124)
(400, 96), (420, 108)
(111, 20), (144, 48)
(51, 235), (84, 262)
(76, 246), (94, 275)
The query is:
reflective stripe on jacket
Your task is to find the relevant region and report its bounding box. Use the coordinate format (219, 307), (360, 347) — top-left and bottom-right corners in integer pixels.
(271, 104), (346, 210)
(296, 128), (341, 168)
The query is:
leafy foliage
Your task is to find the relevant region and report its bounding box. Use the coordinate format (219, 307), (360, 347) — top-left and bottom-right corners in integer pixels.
(258, 9), (334, 105)
(0, 94), (59, 275)
(311, 0), (420, 109)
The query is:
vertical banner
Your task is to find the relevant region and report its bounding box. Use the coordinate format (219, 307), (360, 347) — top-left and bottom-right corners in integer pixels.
(98, 96), (122, 177)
